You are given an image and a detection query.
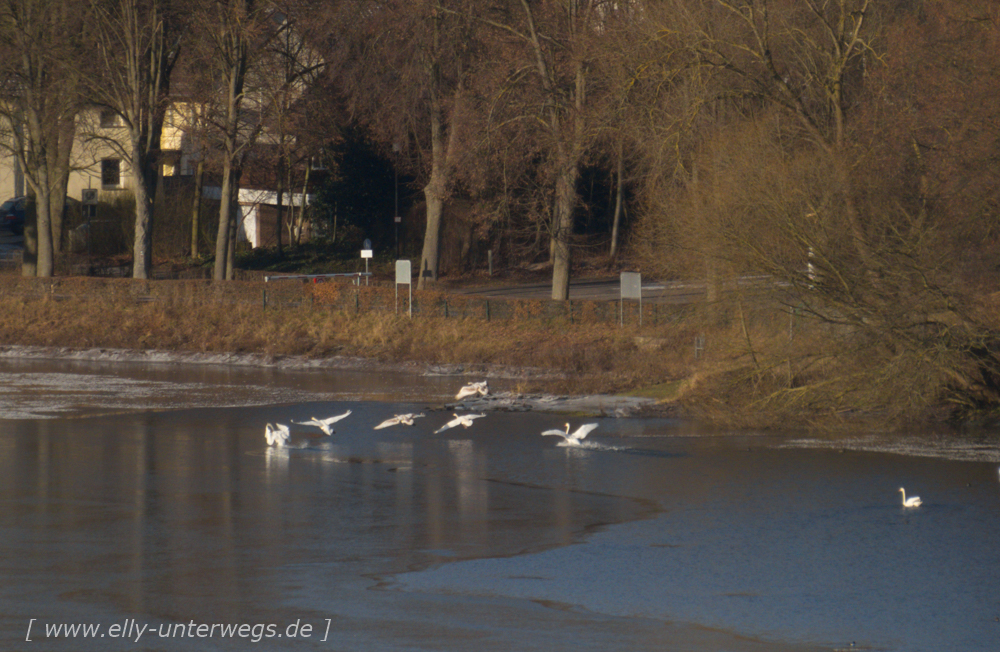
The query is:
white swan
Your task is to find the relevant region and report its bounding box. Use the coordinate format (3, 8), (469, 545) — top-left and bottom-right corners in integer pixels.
(265, 423), (291, 447)
(374, 413), (425, 430)
(542, 422), (598, 446)
(455, 381), (489, 400)
(293, 409), (353, 435)
(434, 413), (486, 433)
(899, 487), (922, 507)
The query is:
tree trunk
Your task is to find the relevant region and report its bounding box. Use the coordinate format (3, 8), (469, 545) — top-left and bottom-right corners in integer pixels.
(35, 193), (53, 278)
(21, 112), (54, 277)
(131, 151), (154, 279)
(49, 116), (76, 258)
(296, 164), (310, 246)
(191, 159), (204, 257)
(213, 160), (237, 280)
(48, 178), (68, 260)
(227, 201), (237, 280)
(550, 162), (577, 301)
(609, 144), (624, 260)
(417, 14), (449, 290)
(549, 59), (587, 301)
(275, 157), (285, 257)
(548, 192), (557, 262)
(212, 4), (249, 280)
(516, 0), (588, 302)
(419, 184), (444, 289)
(707, 145), (722, 303)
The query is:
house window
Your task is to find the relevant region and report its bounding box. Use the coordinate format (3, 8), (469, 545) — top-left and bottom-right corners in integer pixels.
(100, 109), (121, 128)
(310, 148), (327, 171)
(101, 159), (122, 188)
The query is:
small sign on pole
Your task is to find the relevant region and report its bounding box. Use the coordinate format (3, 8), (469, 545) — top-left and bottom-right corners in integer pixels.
(620, 271), (642, 326)
(82, 188), (98, 220)
(361, 239), (373, 285)
(395, 259), (412, 318)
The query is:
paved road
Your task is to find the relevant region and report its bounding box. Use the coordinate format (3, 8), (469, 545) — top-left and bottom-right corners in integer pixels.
(454, 276), (710, 304)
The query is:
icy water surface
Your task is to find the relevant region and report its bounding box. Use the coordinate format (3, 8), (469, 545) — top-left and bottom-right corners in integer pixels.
(1, 358), (998, 651)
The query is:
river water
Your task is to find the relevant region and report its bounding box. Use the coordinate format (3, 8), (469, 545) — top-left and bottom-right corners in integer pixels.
(0, 356), (997, 651)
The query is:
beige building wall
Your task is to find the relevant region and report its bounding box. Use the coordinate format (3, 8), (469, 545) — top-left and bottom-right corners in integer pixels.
(0, 112), (25, 201)
(0, 156), (23, 202)
(0, 105), (192, 206)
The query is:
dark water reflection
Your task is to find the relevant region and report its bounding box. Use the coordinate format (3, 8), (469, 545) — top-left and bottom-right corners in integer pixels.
(1, 360), (998, 651)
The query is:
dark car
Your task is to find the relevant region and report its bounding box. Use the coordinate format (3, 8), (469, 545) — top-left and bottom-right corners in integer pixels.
(0, 196), (27, 235)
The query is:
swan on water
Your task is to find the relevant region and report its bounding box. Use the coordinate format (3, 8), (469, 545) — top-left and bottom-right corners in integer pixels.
(542, 422), (599, 446)
(293, 410), (353, 435)
(265, 423), (291, 447)
(899, 487), (922, 507)
(455, 381), (489, 400)
(434, 413), (487, 433)
(374, 413), (426, 430)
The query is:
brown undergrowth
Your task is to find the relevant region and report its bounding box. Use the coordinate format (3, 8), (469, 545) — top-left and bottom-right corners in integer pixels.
(0, 298), (700, 395)
(0, 275), (723, 400)
(1, 275), (981, 430)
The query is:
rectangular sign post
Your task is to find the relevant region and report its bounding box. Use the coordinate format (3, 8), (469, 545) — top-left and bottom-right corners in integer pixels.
(361, 249), (373, 285)
(395, 259), (412, 318)
(620, 271), (642, 326)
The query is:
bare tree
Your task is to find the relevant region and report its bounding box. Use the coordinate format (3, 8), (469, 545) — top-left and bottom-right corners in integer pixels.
(692, 0), (877, 265)
(326, 0), (483, 289)
(190, 158), (204, 257)
(478, 1), (611, 300)
(591, 1), (653, 262)
(0, 0), (85, 277)
(254, 1), (326, 255)
(186, 1), (323, 279)
(194, 0), (262, 281)
(623, 0), (1000, 422)
(85, 0), (182, 279)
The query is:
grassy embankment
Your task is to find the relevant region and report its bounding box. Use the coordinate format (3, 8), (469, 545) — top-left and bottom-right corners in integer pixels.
(5, 271), (974, 430)
(0, 274), (770, 408)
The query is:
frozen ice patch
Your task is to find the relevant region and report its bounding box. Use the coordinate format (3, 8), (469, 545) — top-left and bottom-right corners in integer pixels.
(780, 432), (1000, 463)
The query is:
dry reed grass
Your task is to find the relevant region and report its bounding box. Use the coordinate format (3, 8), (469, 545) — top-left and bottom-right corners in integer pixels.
(0, 276), (714, 399)
(0, 275), (968, 429)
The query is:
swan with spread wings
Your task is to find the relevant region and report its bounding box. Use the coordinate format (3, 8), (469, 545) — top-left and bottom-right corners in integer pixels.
(434, 413), (487, 433)
(293, 410), (353, 435)
(542, 422), (599, 446)
(455, 381), (489, 400)
(374, 413), (425, 430)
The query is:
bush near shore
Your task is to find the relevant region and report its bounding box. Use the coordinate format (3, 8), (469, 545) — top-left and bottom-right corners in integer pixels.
(2, 274), (998, 431)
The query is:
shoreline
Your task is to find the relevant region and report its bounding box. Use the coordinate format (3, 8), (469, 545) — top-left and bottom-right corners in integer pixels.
(0, 344), (666, 418)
